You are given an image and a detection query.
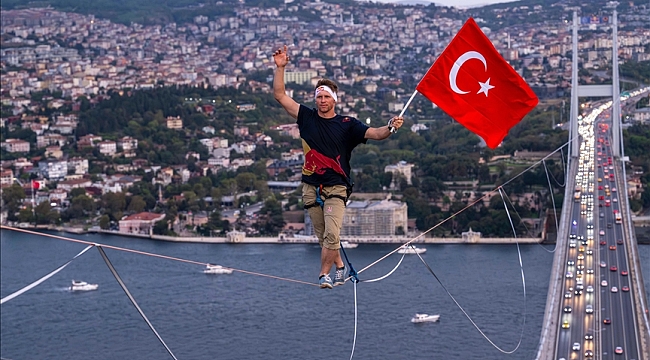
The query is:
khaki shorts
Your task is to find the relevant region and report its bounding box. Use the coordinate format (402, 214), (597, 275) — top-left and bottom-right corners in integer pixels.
(302, 184), (347, 250)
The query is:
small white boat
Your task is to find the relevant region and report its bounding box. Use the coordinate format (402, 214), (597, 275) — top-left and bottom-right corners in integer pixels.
(203, 264), (233, 275)
(341, 241), (358, 249)
(70, 280), (98, 291)
(397, 245), (426, 254)
(411, 313), (440, 323)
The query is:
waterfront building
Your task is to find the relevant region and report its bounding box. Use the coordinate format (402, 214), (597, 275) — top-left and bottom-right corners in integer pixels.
(119, 212), (166, 235)
(304, 199), (408, 237)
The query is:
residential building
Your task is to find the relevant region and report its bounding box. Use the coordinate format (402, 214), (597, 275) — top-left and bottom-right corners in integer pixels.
(77, 134), (102, 148)
(49, 189), (68, 203)
(118, 136), (138, 151)
(166, 116), (183, 129)
(266, 159), (303, 177)
(208, 157), (230, 167)
(271, 123), (300, 139)
(37, 134), (67, 148)
(231, 141), (256, 154)
(118, 212), (166, 235)
(0, 169), (13, 188)
(236, 103), (256, 111)
(384, 161), (414, 188)
(68, 157), (89, 175)
(234, 126), (249, 137)
(632, 107), (650, 124)
(2, 139), (30, 153)
(38, 159), (68, 181)
(98, 140), (117, 156)
(44, 145), (63, 159)
(57, 178), (92, 191)
(280, 149), (304, 161)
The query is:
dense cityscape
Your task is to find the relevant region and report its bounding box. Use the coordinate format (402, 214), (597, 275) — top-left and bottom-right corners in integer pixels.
(1, 0), (649, 239)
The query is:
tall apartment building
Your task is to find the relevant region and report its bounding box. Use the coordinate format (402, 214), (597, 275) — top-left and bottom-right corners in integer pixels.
(284, 70), (317, 85)
(304, 199), (408, 236)
(38, 159), (68, 181)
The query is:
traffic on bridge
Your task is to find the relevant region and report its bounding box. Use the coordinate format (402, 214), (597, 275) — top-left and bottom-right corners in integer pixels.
(552, 88), (649, 360)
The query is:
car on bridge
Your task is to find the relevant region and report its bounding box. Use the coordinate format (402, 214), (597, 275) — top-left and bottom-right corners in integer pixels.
(602, 280), (608, 287)
(621, 270), (628, 276)
(610, 245), (617, 250)
(562, 319), (570, 329)
(611, 286), (618, 293)
(617, 238), (623, 245)
(563, 306), (572, 313)
(572, 342), (581, 351)
(615, 346), (623, 354)
(586, 304), (593, 313)
(585, 349), (594, 357)
(603, 318), (611, 324)
(611, 265), (618, 271)
(622, 286), (630, 292)
(587, 285), (594, 293)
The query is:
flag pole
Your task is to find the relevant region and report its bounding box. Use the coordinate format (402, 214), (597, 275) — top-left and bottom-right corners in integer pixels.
(389, 90), (419, 133)
(399, 90), (419, 118)
(32, 182), (36, 225)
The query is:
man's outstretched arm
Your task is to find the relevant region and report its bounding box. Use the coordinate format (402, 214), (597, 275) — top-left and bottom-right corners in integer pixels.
(365, 116), (404, 140)
(273, 45), (299, 119)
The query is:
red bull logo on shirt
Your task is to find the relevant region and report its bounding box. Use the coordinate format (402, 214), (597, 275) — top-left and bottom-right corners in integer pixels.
(301, 139), (346, 177)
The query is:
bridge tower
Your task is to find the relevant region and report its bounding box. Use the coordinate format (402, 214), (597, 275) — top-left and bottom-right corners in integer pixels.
(569, 2), (622, 159)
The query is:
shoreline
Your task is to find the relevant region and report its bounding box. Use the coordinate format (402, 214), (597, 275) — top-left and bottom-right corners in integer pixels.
(2, 225), (546, 244)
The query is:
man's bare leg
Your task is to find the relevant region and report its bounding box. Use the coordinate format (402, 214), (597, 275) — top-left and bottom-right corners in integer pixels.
(320, 246), (344, 276)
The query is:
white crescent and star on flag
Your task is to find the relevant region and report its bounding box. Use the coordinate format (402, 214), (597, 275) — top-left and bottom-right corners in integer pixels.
(449, 51), (495, 97)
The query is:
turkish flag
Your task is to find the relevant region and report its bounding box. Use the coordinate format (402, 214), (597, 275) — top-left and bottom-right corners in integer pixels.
(32, 180), (40, 190)
(416, 18), (538, 149)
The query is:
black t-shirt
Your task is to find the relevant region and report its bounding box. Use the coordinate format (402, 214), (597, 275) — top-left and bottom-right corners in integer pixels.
(297, 105), (369, 188)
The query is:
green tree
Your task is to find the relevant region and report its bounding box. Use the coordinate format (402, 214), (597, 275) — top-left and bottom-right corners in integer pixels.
(2, 184), (26, 221)
(99, 215), (110, 230)
(102, 192), (127, 221)
(127, 195), (146, 213)
(255, 197), (285, 235)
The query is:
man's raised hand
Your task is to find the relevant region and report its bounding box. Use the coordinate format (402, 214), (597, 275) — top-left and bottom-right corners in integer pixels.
(273, 45), (290, 68)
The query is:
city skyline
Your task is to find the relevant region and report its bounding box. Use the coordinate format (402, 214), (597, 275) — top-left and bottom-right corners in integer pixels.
(374, 0), (519, 9)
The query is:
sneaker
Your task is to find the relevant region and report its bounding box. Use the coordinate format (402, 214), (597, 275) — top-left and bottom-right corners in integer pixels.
(333, 267), (346, 286)
(319, 274), (333, 289)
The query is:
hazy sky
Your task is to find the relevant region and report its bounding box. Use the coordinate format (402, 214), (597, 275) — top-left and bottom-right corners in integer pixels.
(375, 0), (520, 9)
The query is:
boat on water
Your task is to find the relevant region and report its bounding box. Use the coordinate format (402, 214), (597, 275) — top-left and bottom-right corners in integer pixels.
(203, 264), (234, 275)
(70, 280), (98, 291)
(341, 241), (358, 249)
(411, 313), (440, 323)
(397, 245), (426, 254)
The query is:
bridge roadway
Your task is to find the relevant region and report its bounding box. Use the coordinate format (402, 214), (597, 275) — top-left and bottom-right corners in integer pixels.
(537, 108), (650, 359)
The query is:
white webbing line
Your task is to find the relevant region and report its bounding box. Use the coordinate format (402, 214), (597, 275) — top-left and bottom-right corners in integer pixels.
(541, 159), (560, 253)
(1, 245), (94, 305)
(348, 280), (358, 360)
(361, 251), (407, 283)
